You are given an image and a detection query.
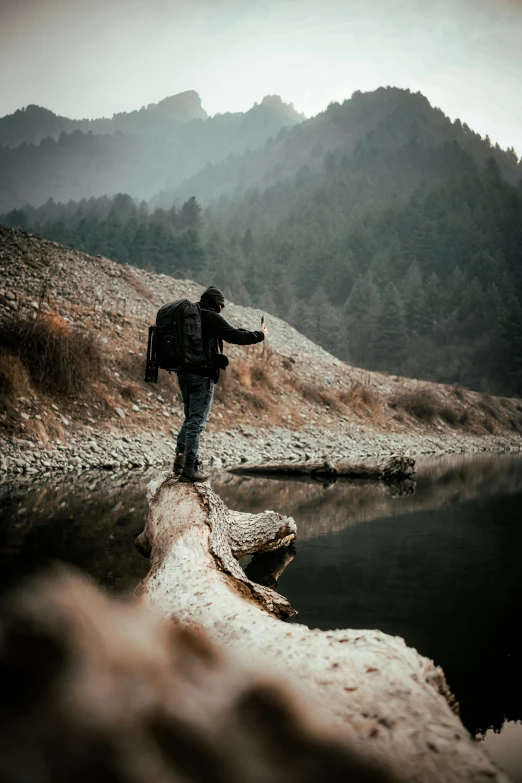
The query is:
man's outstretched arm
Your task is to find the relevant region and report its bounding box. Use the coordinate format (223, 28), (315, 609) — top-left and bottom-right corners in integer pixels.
(209, 312), (266, 345)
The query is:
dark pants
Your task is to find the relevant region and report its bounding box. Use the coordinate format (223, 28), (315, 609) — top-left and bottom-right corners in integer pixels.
(176, 373), (215, 463)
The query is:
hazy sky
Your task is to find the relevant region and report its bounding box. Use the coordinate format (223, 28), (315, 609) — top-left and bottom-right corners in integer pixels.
(1, 0), (521, 153)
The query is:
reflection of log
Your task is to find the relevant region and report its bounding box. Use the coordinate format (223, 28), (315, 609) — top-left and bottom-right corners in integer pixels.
(229, 454), (416, 481)
(384, 478), (417, 497)
(135, 474), (506, 783)
(0, 569), (395, 783)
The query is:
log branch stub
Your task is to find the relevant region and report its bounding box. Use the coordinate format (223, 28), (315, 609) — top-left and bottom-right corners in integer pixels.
(136, 472), (297, 619)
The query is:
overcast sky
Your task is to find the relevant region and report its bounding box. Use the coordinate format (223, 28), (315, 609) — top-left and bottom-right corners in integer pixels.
(1, 0), (521, 153)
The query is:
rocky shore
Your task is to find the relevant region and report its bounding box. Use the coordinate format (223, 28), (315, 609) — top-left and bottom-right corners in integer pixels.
(2, 226), (522, 481)
(2, 423), (521, 480)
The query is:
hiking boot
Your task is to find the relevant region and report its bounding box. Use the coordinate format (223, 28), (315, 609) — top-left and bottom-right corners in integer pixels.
(179, 458), (209, 483)
(173, 452), (185, 475)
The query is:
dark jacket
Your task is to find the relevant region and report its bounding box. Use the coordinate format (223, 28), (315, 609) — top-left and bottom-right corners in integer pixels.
(180, 301), (264, 383)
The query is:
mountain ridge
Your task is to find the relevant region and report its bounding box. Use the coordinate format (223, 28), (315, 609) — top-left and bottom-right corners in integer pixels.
(0, 92), (303, 211)
(0, 91), (301, 148)
(169, 87), (521, 206)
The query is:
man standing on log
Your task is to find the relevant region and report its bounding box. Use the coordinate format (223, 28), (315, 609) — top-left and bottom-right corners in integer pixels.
(175, 286), (267, 482)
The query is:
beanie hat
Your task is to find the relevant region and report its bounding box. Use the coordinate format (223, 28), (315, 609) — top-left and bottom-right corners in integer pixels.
(200, 285), (225, 310)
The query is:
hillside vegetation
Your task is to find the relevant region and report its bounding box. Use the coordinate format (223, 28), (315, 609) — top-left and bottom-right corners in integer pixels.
(0, 94), (302, 210)
(1, 227), (521, 450)
(4, 88), (522, 397)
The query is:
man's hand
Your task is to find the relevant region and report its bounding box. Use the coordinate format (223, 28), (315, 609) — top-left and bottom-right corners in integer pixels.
(261, 322), (268, 337)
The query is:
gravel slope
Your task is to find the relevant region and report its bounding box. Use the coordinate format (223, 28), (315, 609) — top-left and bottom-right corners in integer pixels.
(1, 225), (521, 478)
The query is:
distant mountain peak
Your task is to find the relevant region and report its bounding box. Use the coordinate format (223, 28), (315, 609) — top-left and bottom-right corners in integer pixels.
(257, 95), (304, 121)
(148, 91), (208, 121)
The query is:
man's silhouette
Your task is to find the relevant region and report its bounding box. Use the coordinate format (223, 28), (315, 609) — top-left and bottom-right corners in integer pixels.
(174, 286), (267, 482)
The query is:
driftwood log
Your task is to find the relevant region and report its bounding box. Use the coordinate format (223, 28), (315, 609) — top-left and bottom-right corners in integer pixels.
(135, 474), (506, 783)
(229, 454), (416, 481)
(0, 569), (396, 783)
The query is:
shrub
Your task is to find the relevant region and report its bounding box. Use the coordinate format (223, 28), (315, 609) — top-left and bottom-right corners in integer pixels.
(119, 382), (139, 402)
(479, 399), (500, 421)
(0, 314), (103, 398)
(250, 363), (269, 385)
(439, 405), (461, 426)
(0, 351), (32, 411)
(389, 386), (477, 429)
(389, 387), (442, 423)
(242, 388), (270, 411)
(338, 382), (379, 414)
(510, 416), (522, 433)
(451, 384), (467, 401)
(297, 382), (340, 411)
(213, 360), (271, 414)
(458, 409), (471, 427)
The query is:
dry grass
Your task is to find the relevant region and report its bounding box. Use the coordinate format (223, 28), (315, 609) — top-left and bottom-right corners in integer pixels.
(119, 382), (140, 402)
(281, 356), (296, 372)
(296, 380), (381, 419)
(387, 385), (520, 433)
(389, 387), (468, 427)
(478, 395), (501, 421)
(338, 382), (380, 416)
(509, 416), (522, 434)
(0, 314), (103, 399)
(389, 388), (440, 422)
(0, 351), (32, 411)
(451, 384), (467, 401)
(214, 357), (274, 414)
(296, 382), (342, 412)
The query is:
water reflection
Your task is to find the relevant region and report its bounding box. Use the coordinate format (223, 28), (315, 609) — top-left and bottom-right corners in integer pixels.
(1, 454), (522, 758)
(0, 470), (151, 596)
(216, 455), (522, 754)
(244, 545), (296, 590)
(214, 454), (522, 541)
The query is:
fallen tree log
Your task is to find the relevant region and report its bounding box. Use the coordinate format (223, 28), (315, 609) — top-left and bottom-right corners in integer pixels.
(228, 454), (416, 481)
(0, 569), (396, 783)
(135, 474), (506, 783)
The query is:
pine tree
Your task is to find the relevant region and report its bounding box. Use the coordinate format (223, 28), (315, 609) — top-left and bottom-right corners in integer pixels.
(403, 258), (423, 333)
(179, 196), (202, 230)
(372, 282), (408, 371)
(344, 274), (381, 367)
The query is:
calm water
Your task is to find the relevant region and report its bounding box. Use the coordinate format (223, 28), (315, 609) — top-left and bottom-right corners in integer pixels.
(1, 454), (522, 780)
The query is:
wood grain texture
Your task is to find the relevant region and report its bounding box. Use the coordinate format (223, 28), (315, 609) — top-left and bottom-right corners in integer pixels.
(135, 474), (506, 783)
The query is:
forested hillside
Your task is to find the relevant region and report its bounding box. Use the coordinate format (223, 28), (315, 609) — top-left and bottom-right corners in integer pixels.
(2, 87), (522, 396)
(0, 95), (302, 211)
(3, 194), (206, 278)
(164, 87), (522, 206)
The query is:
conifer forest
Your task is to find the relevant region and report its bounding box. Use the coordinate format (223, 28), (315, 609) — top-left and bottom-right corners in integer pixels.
(2, 88), (522, 396)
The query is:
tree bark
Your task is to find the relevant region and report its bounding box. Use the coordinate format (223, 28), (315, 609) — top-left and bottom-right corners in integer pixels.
(0, 568), (397, 783)
(228, 454), (416, 481)
(136, 474), (506, 783)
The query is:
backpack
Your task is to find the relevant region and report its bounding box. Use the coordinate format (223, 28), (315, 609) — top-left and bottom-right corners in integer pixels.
(144, 299), (211, 383)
